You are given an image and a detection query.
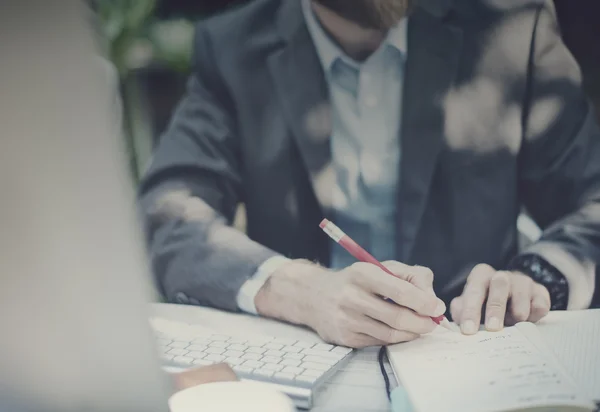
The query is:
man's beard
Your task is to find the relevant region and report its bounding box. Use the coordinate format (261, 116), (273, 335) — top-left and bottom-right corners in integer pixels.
(314, 0), (414, 30)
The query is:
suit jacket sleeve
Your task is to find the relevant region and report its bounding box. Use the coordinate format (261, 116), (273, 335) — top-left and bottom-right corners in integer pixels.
(519, 0), (600, 309)
(138, 26), (279, 311)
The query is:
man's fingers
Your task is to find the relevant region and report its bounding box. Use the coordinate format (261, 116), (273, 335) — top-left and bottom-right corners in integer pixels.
(345, 333), (390, 349)
(529, 283), (551, 323)
(351, 292), (437, 335)
(459, 264), (494, 334)
(355, 315), (420, 344)
(509, 274), (533, 322)
(351, 263), (445, 317)
(484, 271), (510, 331)
(383, 261), (435, 292)
(450, 296), (464, 324)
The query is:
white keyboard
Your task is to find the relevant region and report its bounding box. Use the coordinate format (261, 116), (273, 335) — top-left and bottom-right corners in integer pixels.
(150, 318), (353, 409)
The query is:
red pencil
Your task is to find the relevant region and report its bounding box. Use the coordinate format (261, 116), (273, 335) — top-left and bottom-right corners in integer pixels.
(319, 218), (453, 331)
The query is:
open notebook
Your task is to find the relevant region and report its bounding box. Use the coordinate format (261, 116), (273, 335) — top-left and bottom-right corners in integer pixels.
(387, 317), (598, 412)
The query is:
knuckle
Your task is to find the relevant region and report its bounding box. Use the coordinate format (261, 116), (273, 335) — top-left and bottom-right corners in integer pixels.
(350, 262), (369, 273)
(392, 309), (406, 330)
(486, 300), (506, 311)
(462, 304), (481, 320)
(414, 266), (434, 282)
(491, 271), (510, 287)
(393, 286), (406, 303)
(511, 307), (529, 321)
(473, 263), (494, 274)
(421, 297), (439, 314)
(338, 286), (358, 308)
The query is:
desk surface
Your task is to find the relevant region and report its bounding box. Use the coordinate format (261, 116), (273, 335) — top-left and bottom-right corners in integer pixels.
(151, 304), (600, 411)
(150, 303), (395, 412)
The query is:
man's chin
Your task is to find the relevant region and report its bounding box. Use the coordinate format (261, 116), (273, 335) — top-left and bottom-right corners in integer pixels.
(314, 0), (409, 31)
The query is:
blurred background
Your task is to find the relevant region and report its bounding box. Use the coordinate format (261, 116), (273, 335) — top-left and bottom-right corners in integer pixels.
(90, 0), (600, 183)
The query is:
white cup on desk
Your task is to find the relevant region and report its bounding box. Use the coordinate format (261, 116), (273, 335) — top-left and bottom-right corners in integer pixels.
(169, 381), (296, 412)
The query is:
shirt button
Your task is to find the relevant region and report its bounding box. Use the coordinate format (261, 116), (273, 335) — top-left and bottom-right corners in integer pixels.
(174, 292), (189, 304)
(365, 96), (378, 107)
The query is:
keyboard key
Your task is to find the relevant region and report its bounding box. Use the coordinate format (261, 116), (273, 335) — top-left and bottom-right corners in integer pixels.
(209, 341), (229, 349)
(313, 343), (334, 352)
(223, 350), (245, 358)
(301, 349), (341, 359)
(227, 338), (247, 345)
(261, 356), (281, 364)
(192, 338), (210, 345)
(173, 356), (194, 365)
(332, 347), (352, 356)
(262, 363), (284, 372)
(303, 355), (338, 365)
(293, 341), (315, 349)
(274, 372), (296, 384)
(167, 348), (189, 356)
(205, 347), (225, 355)
(169, 341), (189, 349)
(210, 334), (230, 341)
(241, 360), (264, 369)
(296, 375), (319, 387)
(282, 345), (302, 354)
(225, 357), (245, 366)
(187, 351), (207, 360)
(280, 359), (302, 367)
(253, 369), (274, 379)
(301, 362), (330, 371)
(187, 344), (207, 352)
(302, 369), (323, 378)
(233, 366), (253, 375)
(161, 354), (174, 361)
(245, 347), (266, 355)
(264, 343), (284, 350)
(204, 354), (225, 362)
(193, 359), (214, 366)
(282, 366), (304, 375)
(264, 350), (285, 357)
(284, 353), (304, 360)
(228, 344), (247, 352)
(241, 353), (262, 361)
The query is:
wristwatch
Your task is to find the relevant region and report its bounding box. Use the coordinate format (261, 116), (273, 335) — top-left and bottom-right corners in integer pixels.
(507, 254), (569, 310)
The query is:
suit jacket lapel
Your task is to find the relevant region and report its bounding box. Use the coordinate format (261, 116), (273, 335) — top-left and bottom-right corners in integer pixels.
(399, 6), (463, 262)
(268, 0), (334, 217)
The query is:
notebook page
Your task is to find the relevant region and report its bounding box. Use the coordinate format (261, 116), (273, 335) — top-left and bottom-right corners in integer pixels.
(534, 310), (600, 402)
(387, 327), (594, 412)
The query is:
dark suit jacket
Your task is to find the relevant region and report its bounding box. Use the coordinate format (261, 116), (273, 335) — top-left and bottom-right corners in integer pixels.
(140, 0), (600, 311)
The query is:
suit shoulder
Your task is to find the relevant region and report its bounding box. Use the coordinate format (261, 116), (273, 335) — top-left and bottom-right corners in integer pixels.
(451, 0), (545, 21)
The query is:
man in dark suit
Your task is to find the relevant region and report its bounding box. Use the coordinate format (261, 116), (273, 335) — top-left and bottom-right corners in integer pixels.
(140, 0), (600, 347)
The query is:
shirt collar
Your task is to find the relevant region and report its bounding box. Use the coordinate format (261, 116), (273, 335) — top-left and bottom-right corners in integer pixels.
(301, 0), (408, 72)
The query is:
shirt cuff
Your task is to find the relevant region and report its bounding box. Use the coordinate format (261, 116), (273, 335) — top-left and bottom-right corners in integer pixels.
(525, 242), (596, 310)
(236, 256), (292, 315)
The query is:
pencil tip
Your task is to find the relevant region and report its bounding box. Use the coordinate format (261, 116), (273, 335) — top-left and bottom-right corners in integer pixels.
(440, 318), (458, 333)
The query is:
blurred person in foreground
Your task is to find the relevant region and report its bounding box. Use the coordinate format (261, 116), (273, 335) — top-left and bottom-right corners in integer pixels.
(140, 0), (600, 347)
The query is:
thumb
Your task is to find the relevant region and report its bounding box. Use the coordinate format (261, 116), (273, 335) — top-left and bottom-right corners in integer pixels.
(383, 261), (436, 294)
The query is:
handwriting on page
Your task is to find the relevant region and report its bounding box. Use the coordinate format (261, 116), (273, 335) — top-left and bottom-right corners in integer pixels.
(388, 327), (591, 412)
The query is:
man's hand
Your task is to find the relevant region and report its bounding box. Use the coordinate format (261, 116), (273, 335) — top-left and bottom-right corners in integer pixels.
(450, 264), (551, 335)
(255, 260), (446, 348)
(171, 364), (238, 392)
